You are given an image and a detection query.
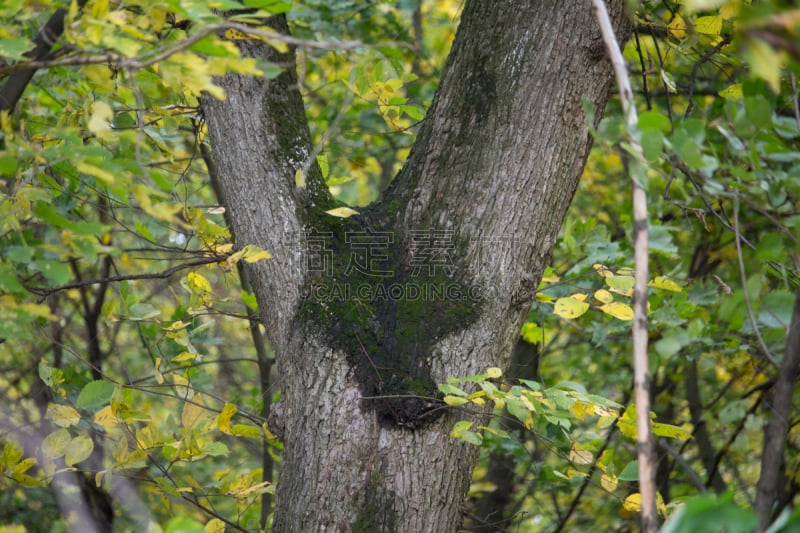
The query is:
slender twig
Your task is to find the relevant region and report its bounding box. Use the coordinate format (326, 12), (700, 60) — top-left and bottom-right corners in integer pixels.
(591, 2), (657, 531)
(551, 422), (619, 533)
(684, 35), (732, 119)
(732, 194), (779, 367)
(791, 73), (800, 133)
(25, 254), (230, 298)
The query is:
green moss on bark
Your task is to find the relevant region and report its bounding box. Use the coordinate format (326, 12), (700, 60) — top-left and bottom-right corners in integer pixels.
(299, 203), (482, 428)
(352, 467), (396, 532)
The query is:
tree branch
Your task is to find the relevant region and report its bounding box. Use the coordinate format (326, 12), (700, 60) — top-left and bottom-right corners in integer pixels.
(755, 288), (800, 531)
(0, 22), (363, 77)
(24, 254), (230, 298)
(0, 0), (89, 111)
(591, 1), (657, 530)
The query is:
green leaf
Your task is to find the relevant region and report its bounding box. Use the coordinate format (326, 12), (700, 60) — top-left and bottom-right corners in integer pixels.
(654, 330), (690, 359)
(640, 129), (664, 161)
(744, 94), (773, 129)
(438, 383), (467, 397)
(127, 303), (160, 321)
(64, 436), (94, 466)
(76, 380), (115, 410)
(0, 37), (35, 60)
(0, 263), (24, 292)
(638, 110), (671, 132)
(618, 460), (639, 481)
(164, 517), (206, 533)
(42, 428), (71, 459)
(652, 421), (691, 440)
(36, 260), (71, 285)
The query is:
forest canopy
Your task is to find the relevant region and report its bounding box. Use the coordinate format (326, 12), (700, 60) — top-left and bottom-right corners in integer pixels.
(0, 0), (799, 532)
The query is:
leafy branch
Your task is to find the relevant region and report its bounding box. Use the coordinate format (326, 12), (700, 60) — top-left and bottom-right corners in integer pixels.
(0, 22), (364, 77)
(24, 253), (231, 298)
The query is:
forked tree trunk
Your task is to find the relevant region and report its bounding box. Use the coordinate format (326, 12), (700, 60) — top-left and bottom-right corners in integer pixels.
(201, 1), (630, 530)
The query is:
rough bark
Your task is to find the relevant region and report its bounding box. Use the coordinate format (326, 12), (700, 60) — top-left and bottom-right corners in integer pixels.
(754, 289), (800, 531)
(201, 2), (630, 530)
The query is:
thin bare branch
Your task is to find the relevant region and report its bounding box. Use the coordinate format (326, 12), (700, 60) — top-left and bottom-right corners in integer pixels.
(591, 1), (657, 530)
(732, 194), (779, 367)
(25, 254), (230, 298)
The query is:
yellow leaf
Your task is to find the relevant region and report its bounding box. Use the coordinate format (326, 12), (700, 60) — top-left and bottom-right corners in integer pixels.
(569, 292), (588, 302)
(599, 302), (634, 321)
(295, 169), (306, 189)
(486, 367), (502, 378)
(652, 421), (692, 440)
(623, 493), (642, 512)
(154, 357), (164, 385)
(172, 351), (198, 363)
(520, 322), (554, 345)
(75, 161), (115, 184)
(229, 480), (274, 498)
(325, 206), (360, 218)
(224, 28), (249, 40)
(471, 397), (486, 407)
(18, 303), (57, 320)
(205, 518), (226, 533)
(164, 321), (190, 331)
(444, 395), (469, 406)
(181, 397), (207, 429)
(554, 297), (590, 319)
(720, 1), (739, 20)
(541, 271), (560, 283)
(93, 405), (119, 429)
(240, 244), (272, 263)
(519, 394), (536, 412)
(216, 404), (236, 435)
(566, 467), (588, 479)
(668, 14), (686, 39)
(719, 83), (743, 100)
(90, 0), (109, 19)
(231, 424), (262, 438)
(47, 404), (81, 428)
(649, 276), (683, 292)
(569, 443), (593, 465)
(694, 15), (722, 36)
(88, 101), (113, 137)
(744, 37), (785, 93)
(571, 401), (594, 420)
(601, 473), (618, 492)
(594, 289), (613, 303)
(262, 422), (278, 441)
(186, 272), (212, 295)
(593, 264), (613, 278)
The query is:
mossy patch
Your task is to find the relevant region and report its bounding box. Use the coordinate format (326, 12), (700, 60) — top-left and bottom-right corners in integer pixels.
(352, 465), (396, 531)
(298, 203), (482, 428)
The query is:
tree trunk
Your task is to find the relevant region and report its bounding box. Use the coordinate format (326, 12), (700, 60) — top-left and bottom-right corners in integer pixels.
(201, 2), (630, 530)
